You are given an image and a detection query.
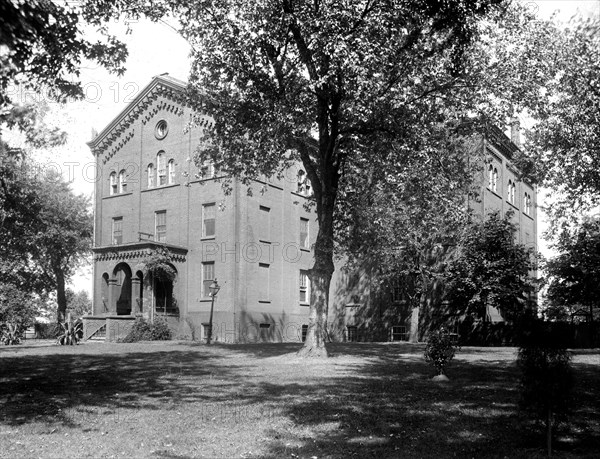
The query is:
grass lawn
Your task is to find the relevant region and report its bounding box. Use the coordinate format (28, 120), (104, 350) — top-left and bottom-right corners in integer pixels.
(0, 341), (599, 458)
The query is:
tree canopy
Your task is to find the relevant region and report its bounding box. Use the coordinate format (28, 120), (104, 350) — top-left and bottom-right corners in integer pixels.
(526, 16), (600, 233)
(0, 0), (127, 110)
(543, 217), (600, 322)
(444, 210), (537, 322)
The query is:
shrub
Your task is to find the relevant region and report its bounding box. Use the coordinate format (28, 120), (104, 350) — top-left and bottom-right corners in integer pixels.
(150, 316), (172, 340)
(424, 327), (457, 376)
(36, 323), (62, 339)
(120, 317), (172, 343)
(517, 320), (573, 457)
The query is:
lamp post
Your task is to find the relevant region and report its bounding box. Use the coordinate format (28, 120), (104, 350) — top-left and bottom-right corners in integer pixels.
(206, 278), (220, 345)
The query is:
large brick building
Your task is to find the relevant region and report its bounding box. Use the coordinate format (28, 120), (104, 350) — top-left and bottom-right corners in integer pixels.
(84, 74), (536, 342)
(86, 75), (317, 342)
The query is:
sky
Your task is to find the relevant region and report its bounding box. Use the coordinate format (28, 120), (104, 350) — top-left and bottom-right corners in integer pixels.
(23, 0), (598, 295)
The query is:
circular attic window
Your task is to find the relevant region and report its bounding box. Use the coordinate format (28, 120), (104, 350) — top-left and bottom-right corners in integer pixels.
(155, 120), (169, 140)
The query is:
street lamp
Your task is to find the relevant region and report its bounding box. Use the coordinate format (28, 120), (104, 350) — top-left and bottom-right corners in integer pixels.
(206, 278), (220, 345)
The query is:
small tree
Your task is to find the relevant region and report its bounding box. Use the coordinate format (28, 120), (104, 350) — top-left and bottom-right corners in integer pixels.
(424, 327), (457, 378)
(517, 320), (573, 457)
(0, 282), (40, 344)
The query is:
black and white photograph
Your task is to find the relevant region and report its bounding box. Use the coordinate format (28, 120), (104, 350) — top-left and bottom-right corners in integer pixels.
(1, 0), (599, 457)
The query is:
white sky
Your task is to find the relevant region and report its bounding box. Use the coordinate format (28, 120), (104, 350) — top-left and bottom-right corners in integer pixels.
(29, 1), (597, 294)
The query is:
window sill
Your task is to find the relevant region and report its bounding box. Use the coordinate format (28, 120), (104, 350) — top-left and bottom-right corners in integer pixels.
(259, 240), (271, 244)
(506, 201), (519, 210)
(201, 236), (216, 241)
(299, 302), (310, 307)
(258, 300), (271, 304)
(291, 191), (313, 198)
(487, 188), (502, 199)
(103, 192), (133, 200)
(141, 183), (180, 193)
(300, 247), (310, 252)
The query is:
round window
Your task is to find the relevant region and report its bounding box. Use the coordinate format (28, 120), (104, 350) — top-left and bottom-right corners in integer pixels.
(155, 120), (168, 140)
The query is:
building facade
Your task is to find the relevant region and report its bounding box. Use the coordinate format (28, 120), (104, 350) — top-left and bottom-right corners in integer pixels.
(86, 75), (316, 342)
(85, 75), (537, 343)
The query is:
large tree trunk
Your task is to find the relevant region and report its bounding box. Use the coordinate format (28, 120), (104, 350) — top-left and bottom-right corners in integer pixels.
(55, 268), (67, 323)
(409, 292), (426, 343)
(298, 196), (335, 358)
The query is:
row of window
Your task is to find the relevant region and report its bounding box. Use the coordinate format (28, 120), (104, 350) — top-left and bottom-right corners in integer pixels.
(111, 161), (309, 196)
(111, 203), (216, 245)
(111, 204), (309, 248)
(200, 260), (311, 304)
(487, 165), (533, 215)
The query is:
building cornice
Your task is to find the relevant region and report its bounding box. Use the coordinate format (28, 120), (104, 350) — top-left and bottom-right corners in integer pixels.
(93, 241), (188, 263)
(87, 74), (189, 157)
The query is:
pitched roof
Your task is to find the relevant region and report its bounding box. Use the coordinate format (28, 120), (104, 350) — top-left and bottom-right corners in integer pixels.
(86, 74), (188, 155)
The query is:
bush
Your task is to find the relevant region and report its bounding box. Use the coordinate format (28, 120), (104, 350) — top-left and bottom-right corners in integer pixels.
(120, 317), (172, 343)
(36, 323), (62, 339)
(150, 316), (172, 340)
(517, 320), (573, 457)
(424, 327), (457, 376)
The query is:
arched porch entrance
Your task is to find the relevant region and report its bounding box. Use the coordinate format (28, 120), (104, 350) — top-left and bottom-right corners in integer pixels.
(113, 263), (132, 315)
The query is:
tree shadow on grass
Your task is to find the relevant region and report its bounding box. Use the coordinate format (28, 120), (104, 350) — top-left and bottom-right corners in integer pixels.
(0, 344), (239, 429)
(0, 342), (598, 458)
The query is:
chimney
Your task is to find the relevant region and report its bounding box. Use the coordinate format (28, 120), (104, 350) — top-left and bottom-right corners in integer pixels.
(510, 118), (521, 147)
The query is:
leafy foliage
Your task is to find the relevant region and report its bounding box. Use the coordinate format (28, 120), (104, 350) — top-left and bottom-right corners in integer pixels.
(57, 320), (83, 345)
(525, 17), (600, 233)
(66, 289), (92, 320)
(444, 211), (537, 322)
(120, 317), (172, 343)
(543, 217), (600, 322)
(0, 158), (93, 322)
(141, 248), (177, 283)
(0, 0), (127, 110)
(0, 282), (40, 333)
(424, 328), (457, 376)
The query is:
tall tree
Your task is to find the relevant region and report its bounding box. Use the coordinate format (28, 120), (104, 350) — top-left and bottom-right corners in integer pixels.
(31, 172), (93, 322)
(0, 160), (92, 322)
(87, 0), (520, 356)
(444, 211), (537, 322)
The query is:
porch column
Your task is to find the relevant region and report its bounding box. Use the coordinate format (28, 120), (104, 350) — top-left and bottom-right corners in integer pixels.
(108, 278), (119, 315)
(131, 277), (142, 314)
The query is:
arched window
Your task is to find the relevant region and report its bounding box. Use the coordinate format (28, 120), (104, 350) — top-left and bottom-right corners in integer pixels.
(297, 170), (312, 196)
(168, 159), (175, 184)
(488, 165), (493, 189)
(118, 170), (127, 193)
(492, 168), (498, 193)
(524, 193), (532, 215)
(109, 172), (117, 195)
(201, 160), (214, 179)
(507, 180), (512, 202)
(511, 183), (516, 205)
(147, 164), (155, 188)
(156, 151), (166, 186)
